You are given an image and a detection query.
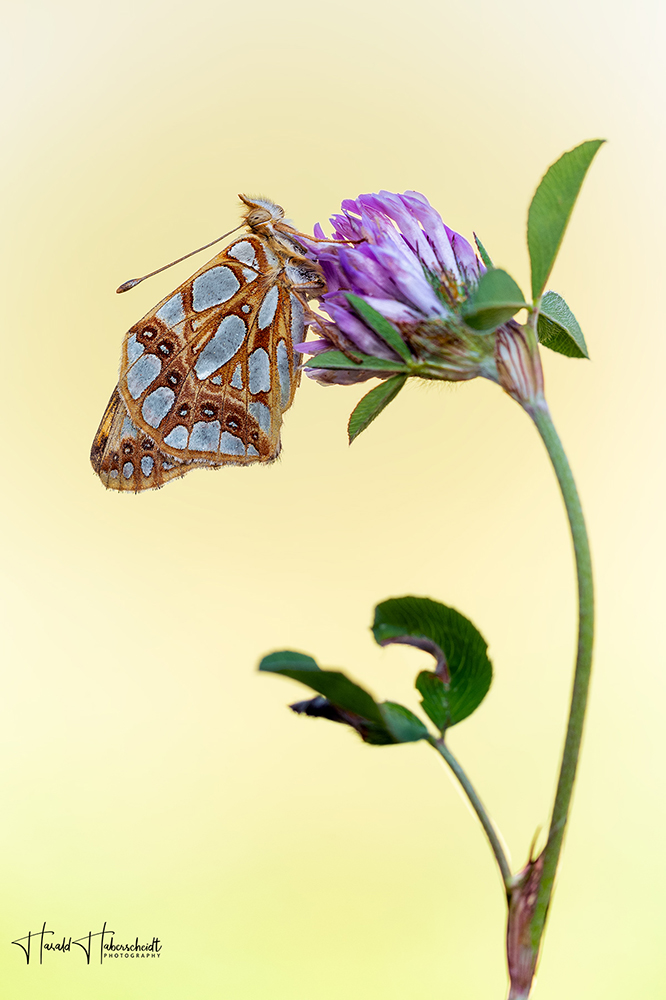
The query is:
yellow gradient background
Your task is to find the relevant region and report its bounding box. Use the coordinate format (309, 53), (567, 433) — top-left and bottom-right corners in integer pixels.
(2, 1), (664, 997)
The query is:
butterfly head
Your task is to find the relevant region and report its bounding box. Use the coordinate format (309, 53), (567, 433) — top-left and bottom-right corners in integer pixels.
(239, 194), (285, 229)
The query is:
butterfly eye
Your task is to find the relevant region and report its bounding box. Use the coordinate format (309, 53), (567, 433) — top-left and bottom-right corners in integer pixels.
(167, 372), (181, 386)
(158, 340), (173, 357)
(141, 326), (157, 340)
(177, 404), (190, 418)
(202, 405), (217, 418)
(246, 208), (272, 226)
(226, 416), (241, 432)
(122, 442), (134, 455)
(142, 437), (154, 450)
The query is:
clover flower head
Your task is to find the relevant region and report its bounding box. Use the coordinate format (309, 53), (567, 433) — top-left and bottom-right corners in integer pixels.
(298, 190), (496, 385)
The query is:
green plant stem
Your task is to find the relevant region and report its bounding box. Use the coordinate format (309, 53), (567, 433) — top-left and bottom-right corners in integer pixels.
(527, 402), (595, 950)
(430, 736), (512, 889)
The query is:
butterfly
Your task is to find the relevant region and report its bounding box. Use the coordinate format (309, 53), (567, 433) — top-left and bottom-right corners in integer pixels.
(90, 196), (327, 491)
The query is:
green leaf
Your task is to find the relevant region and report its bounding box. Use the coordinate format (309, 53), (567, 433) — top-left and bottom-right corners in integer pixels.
(304, 350), (409, 373)
(346, 293), (413, 362)
(528, 139), (605, 301)
(415, 671), (451, 732)
(348, 375), (407, 444)
(260, 650), (320, 672)
(372, 597), (492, 729)
(537, 291), (589, 359)
(263, 656), (433, 745)
(261, 652), (432, 745)
(260, 651), (385, 724)
(473, 233), (493, 269)
(462, 268), (528, 331)
(379, 702), (430, 743)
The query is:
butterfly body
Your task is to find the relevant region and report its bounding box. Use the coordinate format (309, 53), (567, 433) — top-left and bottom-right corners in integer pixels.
(91, 196), (324, 491)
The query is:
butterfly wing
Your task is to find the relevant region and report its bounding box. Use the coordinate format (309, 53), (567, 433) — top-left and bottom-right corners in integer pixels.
(117, 236), (306, 469)
(90, 388), (192, 491)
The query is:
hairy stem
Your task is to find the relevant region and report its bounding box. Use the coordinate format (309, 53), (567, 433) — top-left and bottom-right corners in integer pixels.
(430, 736), (512, 889)
(527, 403), (595, 950)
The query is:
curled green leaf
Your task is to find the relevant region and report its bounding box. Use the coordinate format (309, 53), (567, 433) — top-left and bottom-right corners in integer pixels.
(372, 596), (492, 729)
(260, 652), (383, 723)
(260, 650), (430, 745)
(537, 291), (589, 359)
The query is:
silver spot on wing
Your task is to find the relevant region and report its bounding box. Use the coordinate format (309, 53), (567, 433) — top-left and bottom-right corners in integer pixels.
(121, 414), (136, 438)
(142, 387), (175, 428)
(190, 420), (221, 452)
(257, 286), (279, 329)
(127, 354), (161, 399)
(276, 340), (290, 407)
(126, 333), (145, 364)
(249, 401), (271, 433)
(248, 348), (270, 393)
(227, 241), (257, 266)
(192, 266), (240, 311)
(290, 294), (305, 347)
(219, 431), (245, 455)
(156, 292), (185, 328)
(194, 316), (247, 380)
(163, 425), (189, 450)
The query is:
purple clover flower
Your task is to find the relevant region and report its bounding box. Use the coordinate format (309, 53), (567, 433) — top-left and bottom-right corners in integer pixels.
(298, 191), (495, 385)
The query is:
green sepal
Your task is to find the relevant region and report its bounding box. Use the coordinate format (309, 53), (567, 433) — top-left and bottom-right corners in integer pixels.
(537, 291), (589, 359)
(462, 268), (528, 331)
(348, 375), (407, 444)
(473, 233), (494, 269)
(346, 293), (413, 362)
(372, 597), (493, 729)
(528, 139), (605, 301)
(304, 350), (409, 373)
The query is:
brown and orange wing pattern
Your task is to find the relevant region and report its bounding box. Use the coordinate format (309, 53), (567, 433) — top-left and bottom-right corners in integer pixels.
(118, 235), (305, 469)
(90, 388), (192, 491)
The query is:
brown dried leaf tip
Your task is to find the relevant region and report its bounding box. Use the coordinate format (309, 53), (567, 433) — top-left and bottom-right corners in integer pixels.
(506, 849), (545, 1000)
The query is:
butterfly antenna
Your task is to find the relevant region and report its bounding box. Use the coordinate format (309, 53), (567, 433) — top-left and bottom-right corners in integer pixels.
(116, 224), (245, 293)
